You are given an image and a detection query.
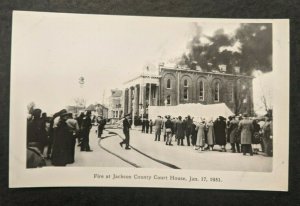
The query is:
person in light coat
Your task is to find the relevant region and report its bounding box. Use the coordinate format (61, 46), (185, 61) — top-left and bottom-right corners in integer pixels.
(154, 116), (163, 141)
(238, 113), (254, 156)
(195, 119), (206, 151)
(206, 118), (215, 151)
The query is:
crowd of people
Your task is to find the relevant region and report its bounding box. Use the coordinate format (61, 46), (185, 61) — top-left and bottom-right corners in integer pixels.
(26, 106), (273, 168)
(26, 108), (106, 168)
(150, 112), (273, 156)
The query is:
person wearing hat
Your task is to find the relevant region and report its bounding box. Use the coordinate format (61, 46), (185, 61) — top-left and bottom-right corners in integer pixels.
(46, 109), (67, 159)
(120, 113), (131, 149)
(154, 116), (163, 141)
(262, 113), (273, 157)
(214, 116), (227, 152)
(27, 108), (48, 154)
(176, 116), (185, 146)
(80, 110), (93, 152)
(145, 118), (150, 133)
(206, 118), (215, 151)
(228, 116), (241, 153)
(195, 118), (206, 151)
(66, 113), (79, 164)
(185, 115), (193, 147)
(96, 116), (106, 138)
(51, 111), (73, 166)
(238, 113), (254, 156)
(149, 119), (153, 134)
(165, 115), (173, 146)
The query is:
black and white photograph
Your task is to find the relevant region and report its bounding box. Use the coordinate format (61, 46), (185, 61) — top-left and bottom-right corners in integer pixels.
(9, 11), (289, 190)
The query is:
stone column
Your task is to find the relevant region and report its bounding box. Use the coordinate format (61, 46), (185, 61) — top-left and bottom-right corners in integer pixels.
(155, 84), (159, 106)
(143, 84), (147, 109)
(134, 85), (139, 116)
(139, 84), (143, 112)
(123, 88), (128, 115)
(128, 87), (132, 114)
(149, 83), (152, 106)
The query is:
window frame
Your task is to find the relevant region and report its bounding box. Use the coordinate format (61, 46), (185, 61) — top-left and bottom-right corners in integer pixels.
(166, 78), (171, 89)
(183, 79), (189, 100)
(199, 80), (204, 101)
(214, 82), (220, 102)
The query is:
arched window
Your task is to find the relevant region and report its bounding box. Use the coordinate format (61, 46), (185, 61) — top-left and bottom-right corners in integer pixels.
(199, 80), (204, 101)
(214, 82), (220, 102)
(184, 79), (188, 86)
(166, 79), (171, 89)
(183, 79), (188, 100)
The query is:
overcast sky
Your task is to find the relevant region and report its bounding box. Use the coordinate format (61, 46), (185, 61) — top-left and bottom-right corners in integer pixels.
(12, 11), (248, 114)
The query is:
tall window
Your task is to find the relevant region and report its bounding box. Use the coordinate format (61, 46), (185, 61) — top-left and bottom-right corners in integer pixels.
(167, 95), (171, 105)
(214, 82), (220, 102)
(199, 81), (204, 101)
(167, 79), (171, 89)
(183, 79), (188, 100)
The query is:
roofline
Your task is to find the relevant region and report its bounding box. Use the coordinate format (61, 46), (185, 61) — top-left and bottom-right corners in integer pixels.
(123, 74), (162, 84)
(161, 67), (254, 79)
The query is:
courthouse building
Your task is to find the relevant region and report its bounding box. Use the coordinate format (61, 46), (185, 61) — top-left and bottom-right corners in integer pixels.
(123, 65), (254, 117)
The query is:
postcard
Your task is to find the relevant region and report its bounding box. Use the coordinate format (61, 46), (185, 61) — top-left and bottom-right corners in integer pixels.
(9, 11), (289, 191)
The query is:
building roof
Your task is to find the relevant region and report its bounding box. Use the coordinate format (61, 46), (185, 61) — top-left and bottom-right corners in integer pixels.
(160, 67), (254, 79)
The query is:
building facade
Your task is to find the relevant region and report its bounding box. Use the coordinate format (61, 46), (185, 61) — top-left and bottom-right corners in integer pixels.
(86, 103), (109, 119)
(108, 89), (123, 122)
(123, 66), (254, 116)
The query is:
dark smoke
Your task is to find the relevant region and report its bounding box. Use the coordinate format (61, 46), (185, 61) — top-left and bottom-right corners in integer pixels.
(177, 23), (272, 75)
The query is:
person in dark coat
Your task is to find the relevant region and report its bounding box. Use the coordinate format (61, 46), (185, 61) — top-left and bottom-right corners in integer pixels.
(191, 121), (197, 147)
(214, 116), (227, 152)
(185, 115), (193, 146)
(97, 116), (106, 138)
(165, 116), (173, 145)
(46, 109), (67, 159)
(76, 112), (84, 146)
(27, 108), (47, 154)
(176, 116), (185, 146)
(252, 119), (261, 154)
(238, 114), (254, 156)
(80, 111), (93, 152)
(262, 115), (273, 157)
(171, 117), (177, 141)
(40, 112), (49, 153)
(66, 113), (79, 164)
(145, 119), (150, 133)
(120, 114), (131, 149)
(149, 119), (153, 134)
(51, 111), (73, 166)
(141, 119), (145, 133)
(228, 116), (241, 153)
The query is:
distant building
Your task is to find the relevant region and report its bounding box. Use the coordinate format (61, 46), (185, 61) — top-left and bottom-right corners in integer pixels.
(123, 65), (254, 116)
(108, 89), (123, 123)
(66, 105), (85, 115)
(86, 103), (108, 119)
